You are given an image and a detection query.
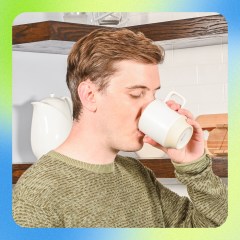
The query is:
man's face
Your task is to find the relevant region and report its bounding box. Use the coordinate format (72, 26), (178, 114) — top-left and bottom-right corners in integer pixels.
(95, 60), (161, 153)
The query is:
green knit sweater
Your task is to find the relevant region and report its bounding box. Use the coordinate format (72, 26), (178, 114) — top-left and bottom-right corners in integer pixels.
(12, 151), (227, 228)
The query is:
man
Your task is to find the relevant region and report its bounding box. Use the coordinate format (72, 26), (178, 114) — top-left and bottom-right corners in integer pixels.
(13, 28), (227, 228)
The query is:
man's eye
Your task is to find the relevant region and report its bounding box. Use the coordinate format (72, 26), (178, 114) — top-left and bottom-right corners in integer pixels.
(130, 92), (144, 98)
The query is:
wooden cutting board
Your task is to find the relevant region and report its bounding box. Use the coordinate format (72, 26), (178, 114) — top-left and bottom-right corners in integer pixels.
(195, 113), (228, 131)
(196, 113), (228, 156)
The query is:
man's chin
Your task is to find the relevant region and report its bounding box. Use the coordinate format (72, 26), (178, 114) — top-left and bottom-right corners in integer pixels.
(120, 142), (144, 153)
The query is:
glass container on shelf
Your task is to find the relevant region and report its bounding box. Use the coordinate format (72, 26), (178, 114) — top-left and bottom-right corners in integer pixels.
(63, 12), (128, 27)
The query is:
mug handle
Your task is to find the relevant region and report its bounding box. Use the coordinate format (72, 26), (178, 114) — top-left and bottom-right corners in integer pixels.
(164, 91), (186, 108)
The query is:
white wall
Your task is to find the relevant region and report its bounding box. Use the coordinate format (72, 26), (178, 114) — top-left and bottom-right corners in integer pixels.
(13, 12), (64, 25)
(157, 44), (228, 117)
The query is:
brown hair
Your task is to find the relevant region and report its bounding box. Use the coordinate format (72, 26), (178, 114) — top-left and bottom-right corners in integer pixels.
(66, 28), (165, 120)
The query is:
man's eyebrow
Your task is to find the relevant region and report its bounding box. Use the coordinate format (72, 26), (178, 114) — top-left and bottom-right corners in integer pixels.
(126, 85), (161, 90)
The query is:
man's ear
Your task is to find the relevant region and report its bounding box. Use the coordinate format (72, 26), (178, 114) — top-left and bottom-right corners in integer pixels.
(77, 80), (97, 112)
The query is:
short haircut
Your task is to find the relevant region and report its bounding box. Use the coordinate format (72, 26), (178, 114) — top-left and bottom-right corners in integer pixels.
(66, 28), (165, 120)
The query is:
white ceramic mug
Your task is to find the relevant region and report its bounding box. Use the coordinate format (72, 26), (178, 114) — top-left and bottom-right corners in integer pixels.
(138, 91), (193, 149)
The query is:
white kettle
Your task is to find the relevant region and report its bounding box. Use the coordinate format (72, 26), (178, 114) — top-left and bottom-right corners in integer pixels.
(31, 94), (73, 159)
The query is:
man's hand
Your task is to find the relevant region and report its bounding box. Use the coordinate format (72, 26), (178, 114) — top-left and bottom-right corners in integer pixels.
(143, 100), (205, 164)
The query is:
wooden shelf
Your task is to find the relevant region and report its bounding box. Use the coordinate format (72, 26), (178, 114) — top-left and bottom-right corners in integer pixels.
(140, 156), (228, 178)
(12, 15), (227, 54)
(12, 156), (227, 184)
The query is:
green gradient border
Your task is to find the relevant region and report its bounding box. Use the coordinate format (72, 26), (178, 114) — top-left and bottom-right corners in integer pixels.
(1, 1), (240, 239)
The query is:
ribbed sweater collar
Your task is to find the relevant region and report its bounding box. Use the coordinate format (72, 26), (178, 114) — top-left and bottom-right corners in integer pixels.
(46, 150), (115, 174)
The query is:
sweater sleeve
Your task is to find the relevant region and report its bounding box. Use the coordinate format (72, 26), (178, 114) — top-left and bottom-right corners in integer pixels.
(151, 154), (228, 227)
